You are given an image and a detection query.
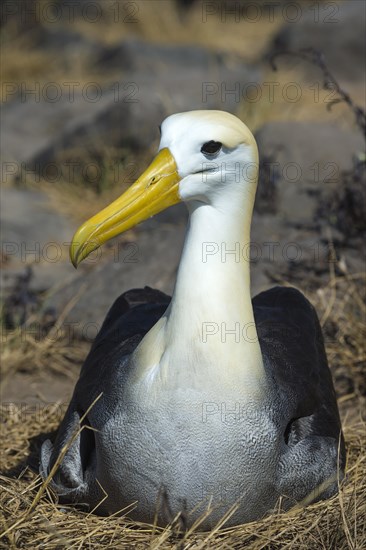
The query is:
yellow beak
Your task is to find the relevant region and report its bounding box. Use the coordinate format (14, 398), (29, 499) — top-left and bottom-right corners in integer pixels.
(70, 148), (181, 267)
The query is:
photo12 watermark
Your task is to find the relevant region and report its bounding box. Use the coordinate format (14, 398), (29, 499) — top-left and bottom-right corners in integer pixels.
(1, 81), (139, 104)
(2, 158), (143, 186)
(201, 240), (338, 264)
(202, 80), (340, 105)
(1, 240), (140, 265)
(2, 401), (69, 423)
(1, 1), (140, 25)
(201, 2), (340, 24)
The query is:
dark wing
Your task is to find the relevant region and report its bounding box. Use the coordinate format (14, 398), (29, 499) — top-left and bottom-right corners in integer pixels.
(40, 286), (171, 506)
(253, 286), (345, 461)
(74, 286), (171, 411)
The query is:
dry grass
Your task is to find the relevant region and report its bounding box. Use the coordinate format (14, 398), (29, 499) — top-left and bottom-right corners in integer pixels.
(1, 274), (365, 549)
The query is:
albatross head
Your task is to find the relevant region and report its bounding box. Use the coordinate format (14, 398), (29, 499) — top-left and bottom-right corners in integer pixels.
(70, 110), (258, 267)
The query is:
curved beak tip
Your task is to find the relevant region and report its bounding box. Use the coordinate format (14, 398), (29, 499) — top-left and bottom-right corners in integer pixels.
(70, 238), (99, 268)
(69, 249), (79, 269)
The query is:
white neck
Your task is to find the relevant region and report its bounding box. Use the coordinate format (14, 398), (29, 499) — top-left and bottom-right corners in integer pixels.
(132, 181), (266, 397)
(168, 201), (254, 335)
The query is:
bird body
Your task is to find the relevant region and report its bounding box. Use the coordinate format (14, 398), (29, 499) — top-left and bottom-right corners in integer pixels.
(40, 111), (345, 528)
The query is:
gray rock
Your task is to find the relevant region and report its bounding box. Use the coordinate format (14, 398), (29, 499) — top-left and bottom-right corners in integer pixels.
(94, 38), (238, 74)
(1, 188), (72, 248)
(255, 121), (365, 221)
(251, 120), (365, 294)
(1, 38), (260, 181)
(31, 26), (101, 59)
(271, 0), (366, 84)
(1, 188), (75, 294)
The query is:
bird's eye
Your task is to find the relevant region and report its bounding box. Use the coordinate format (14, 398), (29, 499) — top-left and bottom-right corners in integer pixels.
(158, 125), (162, 135)
(201, 141), (222, 156)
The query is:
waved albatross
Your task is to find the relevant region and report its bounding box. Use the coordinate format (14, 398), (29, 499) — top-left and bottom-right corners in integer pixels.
(40, 110), (345, 529)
